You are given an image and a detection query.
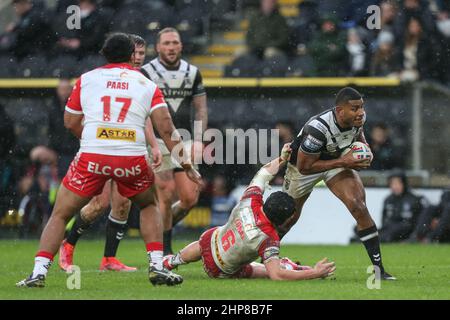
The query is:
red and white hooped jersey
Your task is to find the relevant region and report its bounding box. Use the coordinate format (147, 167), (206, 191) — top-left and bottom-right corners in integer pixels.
(66, 63), (167, 156)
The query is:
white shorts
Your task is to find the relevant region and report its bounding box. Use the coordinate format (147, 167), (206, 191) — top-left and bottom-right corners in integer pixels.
(148, 139), (196, 173)
(282, 163), (346, 199)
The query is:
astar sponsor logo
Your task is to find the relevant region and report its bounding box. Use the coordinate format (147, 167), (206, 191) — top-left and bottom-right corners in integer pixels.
(96, 127), (136, 142)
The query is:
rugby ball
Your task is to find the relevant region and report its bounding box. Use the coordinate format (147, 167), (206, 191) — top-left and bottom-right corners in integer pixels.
(341, 141), (372, 160)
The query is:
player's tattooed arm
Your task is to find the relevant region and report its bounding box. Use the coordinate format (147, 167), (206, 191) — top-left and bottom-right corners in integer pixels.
(193, 94), (208, 137)
(63, 112), (84, 139)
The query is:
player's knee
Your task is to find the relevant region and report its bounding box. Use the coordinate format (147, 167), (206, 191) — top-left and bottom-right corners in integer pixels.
(179, 192), (198, 209)
(347, 198), (368, 219)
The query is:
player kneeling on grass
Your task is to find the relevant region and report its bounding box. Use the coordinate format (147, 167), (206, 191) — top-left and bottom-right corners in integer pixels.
(163, 144), (336, 280)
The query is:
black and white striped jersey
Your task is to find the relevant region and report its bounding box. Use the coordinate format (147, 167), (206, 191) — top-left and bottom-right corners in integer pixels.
(141, 58), (206, 135)
(290, 108), (364, 164)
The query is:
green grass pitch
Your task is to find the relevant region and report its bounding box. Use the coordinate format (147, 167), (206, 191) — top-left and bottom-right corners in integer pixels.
(1, 240), (449, 300)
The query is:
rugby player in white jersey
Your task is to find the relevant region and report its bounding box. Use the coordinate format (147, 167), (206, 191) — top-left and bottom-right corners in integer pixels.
(163, 144), (336, 281)
(17, 33), (201, 288)
(58, 35), (163, 273)
(282, 87), (395, 280)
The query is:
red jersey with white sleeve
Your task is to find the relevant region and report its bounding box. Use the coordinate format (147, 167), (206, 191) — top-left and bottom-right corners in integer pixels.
(66, 63), (167, 156)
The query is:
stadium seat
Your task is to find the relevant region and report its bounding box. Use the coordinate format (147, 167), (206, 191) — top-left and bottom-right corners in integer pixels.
(259, 55), (289, 77)
(47, 55), (79, 78)
(286, 54), (317, 77)
(0, 55), (17, 77)
(224, 54), (260, 77)
(109, 5), (147, 36)
(17, 55), (48, 78)
(76, 55), (106, 75)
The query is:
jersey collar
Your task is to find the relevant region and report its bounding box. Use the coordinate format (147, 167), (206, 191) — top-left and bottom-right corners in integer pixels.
(100, 63), (136, 70)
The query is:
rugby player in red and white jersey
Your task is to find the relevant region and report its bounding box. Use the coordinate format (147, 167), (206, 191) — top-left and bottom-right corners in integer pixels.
(163, 144), (336, 281)
(58, 34), (163, 273)
(17, 33), (201, 288)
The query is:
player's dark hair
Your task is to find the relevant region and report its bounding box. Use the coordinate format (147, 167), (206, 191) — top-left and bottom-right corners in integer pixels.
(100, 33), (134, 63)
(129, 34), (146, 47)
(263, 191), (296, 227)
(335, 87), (362, 106)
(156, 27), (181, 43)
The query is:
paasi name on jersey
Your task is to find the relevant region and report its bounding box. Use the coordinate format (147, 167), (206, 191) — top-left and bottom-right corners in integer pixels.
(65, 63), (167, 156)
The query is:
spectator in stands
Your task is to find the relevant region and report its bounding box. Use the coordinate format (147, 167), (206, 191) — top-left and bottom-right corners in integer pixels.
(379, 171), (427, 242)
(308, 14), (347, 76)
(47, 79), (79, 178)
(210, 175), (236, 227)
(370, 31), (399, 76)
(367, 123), (403, 170)
(393, 0), (436, 38)
(346, 28), (368, 76)
(18, 146), (59, 236)
(409, 190), (450, 243)
(435, 2), (450, 84)
(396, 17), (439, 81)
(0, 0), (53, 60)
(55, 0), (108, 59)
(0, 104), (16, 219)
(246, 0), (289, 59)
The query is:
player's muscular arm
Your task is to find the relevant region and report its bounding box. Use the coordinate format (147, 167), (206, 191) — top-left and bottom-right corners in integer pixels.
(297, 151), (345, 175)
(144, 118), (162, 168)
(298, 149), (369, 174)
(151, 107), (202, 185)
(144, 118), (159, 149)
(150, 107), (182, 154)
(64, 112), (84, 139)
(265, 258), (336, 281)
(193, 95), (208, 137)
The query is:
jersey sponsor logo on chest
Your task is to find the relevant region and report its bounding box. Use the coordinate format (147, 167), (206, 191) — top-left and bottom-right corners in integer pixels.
(96, 127), (136, 142)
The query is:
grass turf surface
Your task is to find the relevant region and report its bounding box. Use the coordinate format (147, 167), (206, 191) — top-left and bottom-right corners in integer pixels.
(0, 240), (449, 300)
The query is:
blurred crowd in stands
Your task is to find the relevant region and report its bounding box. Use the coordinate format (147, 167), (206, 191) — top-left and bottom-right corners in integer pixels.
(1, 0), (450, 83)
(227, 0), (450, 83)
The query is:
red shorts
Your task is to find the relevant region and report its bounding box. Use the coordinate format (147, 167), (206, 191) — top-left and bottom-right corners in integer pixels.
(62, 152), (154, 198)
(199, 227), (253, 279)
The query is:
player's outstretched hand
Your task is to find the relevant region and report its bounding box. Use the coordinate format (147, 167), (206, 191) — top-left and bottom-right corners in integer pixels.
(280, 143), (292, 162)
(341, 152), (371, 170)
(313, 258), (336, 279)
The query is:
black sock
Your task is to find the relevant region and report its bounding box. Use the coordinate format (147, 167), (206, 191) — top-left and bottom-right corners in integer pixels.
(163, 229), (173, 255)
(66, 213), (92, 246)
(357, 225), (385, 273)
(104, 215), (127, 258)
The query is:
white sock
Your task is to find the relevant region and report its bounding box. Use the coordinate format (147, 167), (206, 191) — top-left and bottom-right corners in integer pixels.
(32, 257), (52, 278)
(171, 253), (185, 267)
(148, 250), (163, 270)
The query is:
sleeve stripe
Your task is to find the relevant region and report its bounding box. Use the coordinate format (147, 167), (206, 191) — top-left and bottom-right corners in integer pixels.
(192, 92), (207, 97)
(149, 103), (167, 114)
(299, 145), (321, 155)
(65, 106), (83, 114)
